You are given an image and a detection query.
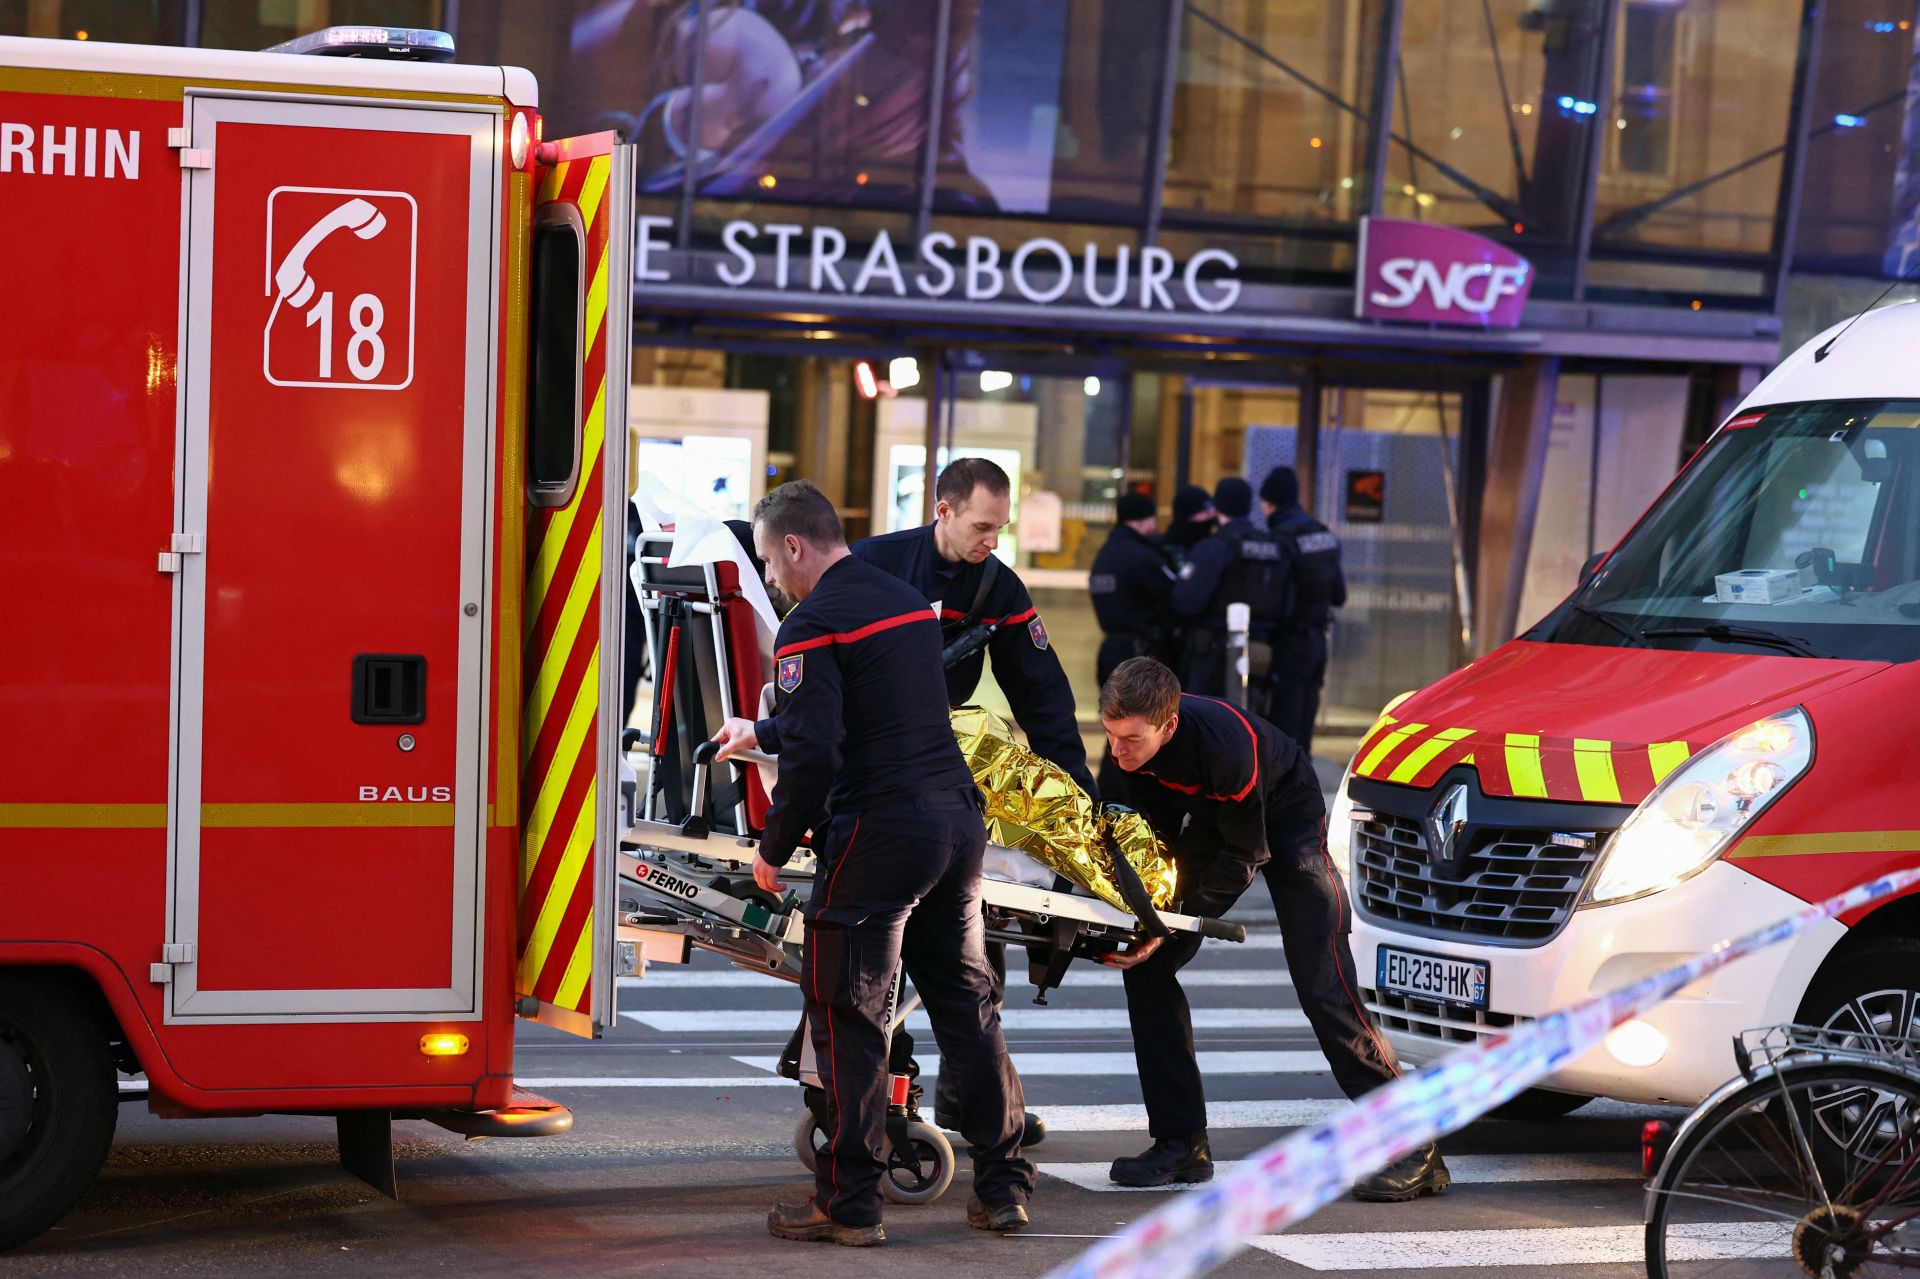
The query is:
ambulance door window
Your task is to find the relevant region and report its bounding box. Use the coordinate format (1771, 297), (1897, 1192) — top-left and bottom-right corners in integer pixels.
(528, 210), (584, 507)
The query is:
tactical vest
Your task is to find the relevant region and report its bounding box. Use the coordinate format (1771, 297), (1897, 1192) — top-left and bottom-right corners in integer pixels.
(1274, 513), (1343, 630)
(1215, 525), (1291, 635)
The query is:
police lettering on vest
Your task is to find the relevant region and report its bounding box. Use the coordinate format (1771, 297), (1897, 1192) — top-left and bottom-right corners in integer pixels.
(1216, 525), (1291, 634)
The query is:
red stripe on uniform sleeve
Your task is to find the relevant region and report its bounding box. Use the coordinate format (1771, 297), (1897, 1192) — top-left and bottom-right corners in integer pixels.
(1197, 697), (1261, 802)
(775, 610), (934, 658)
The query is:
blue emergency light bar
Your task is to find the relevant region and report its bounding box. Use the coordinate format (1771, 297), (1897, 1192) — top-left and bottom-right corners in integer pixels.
(265, 26), (455, 62)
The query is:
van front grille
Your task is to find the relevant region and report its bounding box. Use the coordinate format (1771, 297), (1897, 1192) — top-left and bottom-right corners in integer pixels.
(1352, 811), (1602, 944)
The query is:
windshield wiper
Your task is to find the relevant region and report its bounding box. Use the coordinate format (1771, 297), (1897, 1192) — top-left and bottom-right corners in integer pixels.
(1640, 623), (1831, 660)
(1568, 603), (1648, 647)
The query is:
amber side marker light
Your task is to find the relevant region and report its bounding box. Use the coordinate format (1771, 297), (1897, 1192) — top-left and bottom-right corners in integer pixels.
(420, 1033), (470, 1057)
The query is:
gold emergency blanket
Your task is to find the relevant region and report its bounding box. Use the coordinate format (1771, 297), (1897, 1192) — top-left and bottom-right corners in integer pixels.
(950, 707), (1177, 912)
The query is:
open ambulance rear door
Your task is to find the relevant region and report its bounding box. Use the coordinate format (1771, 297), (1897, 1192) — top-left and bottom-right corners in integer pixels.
(165, 89), (504, 1030)
(515, 132), (635, 1037)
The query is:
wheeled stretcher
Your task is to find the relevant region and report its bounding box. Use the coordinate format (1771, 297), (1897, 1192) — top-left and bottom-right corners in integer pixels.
(616, 518), (1245, 1200)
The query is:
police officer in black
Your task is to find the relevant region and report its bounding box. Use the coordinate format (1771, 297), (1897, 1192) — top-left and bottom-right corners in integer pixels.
(1089, 490), (1178, 797)
(854, 457), (1096, 795)
(1259, 466), (1346, 754)
(1096, 657), (1447, 1202)
(712, 480), (1035, 1245)
(1170, 476), (1290, 715)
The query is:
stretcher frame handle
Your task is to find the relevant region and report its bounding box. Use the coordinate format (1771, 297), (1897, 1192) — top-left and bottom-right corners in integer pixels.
(1198, 917), (1247, 943)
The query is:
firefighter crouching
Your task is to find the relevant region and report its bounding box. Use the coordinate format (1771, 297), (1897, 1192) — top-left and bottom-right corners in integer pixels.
(1096, 657), (1448, 1201)
(1258, 466), (1346, 755)
(712, 481), (1035, 1246)
(1089, 490), (1180, 797)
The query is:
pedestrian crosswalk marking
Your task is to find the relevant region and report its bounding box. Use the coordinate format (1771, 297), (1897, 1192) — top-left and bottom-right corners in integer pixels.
(1251, 1222), (1787, 1269)
(732, 1050), (1330, 1077)
(1021, 1099), (1349, 1132)
(624, 1007), (1309, 1033)
(622, 967), (1294, 990)
(1038, 1152), (1639, 1193)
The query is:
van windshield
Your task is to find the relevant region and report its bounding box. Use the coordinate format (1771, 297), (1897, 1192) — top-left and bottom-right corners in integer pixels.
(1542, 400), (1920, 664)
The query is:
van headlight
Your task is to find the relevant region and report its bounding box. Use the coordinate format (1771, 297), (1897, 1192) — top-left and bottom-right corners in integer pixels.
(1326, 769), (1358, 879)
(1585, 708), (1813, 908)
(1327, 692), (1413, 881)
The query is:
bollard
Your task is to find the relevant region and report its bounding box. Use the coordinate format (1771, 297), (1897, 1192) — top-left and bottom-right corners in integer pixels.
(1225, 602), (1251, 709)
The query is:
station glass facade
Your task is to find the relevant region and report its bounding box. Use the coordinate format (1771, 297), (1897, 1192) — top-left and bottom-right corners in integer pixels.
(15, 0), (1920, 751)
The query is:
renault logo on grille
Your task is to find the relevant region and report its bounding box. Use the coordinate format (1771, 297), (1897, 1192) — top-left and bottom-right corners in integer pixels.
(1426, 783), (1471, 869)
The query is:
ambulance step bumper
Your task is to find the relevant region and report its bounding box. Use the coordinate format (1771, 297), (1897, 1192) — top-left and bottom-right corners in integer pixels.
(419, 1088), (574, 1139)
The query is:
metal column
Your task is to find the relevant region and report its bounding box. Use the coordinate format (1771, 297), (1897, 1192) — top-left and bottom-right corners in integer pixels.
(1769, 0), (1827, 313)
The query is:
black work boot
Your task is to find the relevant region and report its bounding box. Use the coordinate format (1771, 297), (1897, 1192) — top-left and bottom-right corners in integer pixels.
(1352, 1144), (1451, 1202)
(966, 1196), (1030, 1232)
(933, 1072), (1046, 1148)
(1109, 1132), (1213, 1187)
(766, 1199), (885, 1246)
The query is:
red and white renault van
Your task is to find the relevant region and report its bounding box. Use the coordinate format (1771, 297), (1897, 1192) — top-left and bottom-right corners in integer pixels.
(1335, 302), (1920, 1111)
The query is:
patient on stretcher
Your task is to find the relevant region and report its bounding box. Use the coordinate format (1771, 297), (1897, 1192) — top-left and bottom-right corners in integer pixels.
(949, 707), (1175, 920)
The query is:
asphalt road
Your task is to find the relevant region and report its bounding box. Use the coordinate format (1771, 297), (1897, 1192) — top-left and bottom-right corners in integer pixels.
(8, 894), (1705, 1278)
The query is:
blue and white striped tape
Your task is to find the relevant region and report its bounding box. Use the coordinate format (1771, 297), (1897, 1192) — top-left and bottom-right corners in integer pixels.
(1047, 866), (1920, 1279)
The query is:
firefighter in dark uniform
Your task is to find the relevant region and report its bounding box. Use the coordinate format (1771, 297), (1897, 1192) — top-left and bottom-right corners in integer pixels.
(1169, 477), (1289, 715)
(1259, 466), (1345, 754)
(713, 480), (1035, 1245)
(1088, 490), (1178, 797)
(1096, 657), (1448, 1202)
(854, 457), (1095, 795)
(854, 457), (1086, 1141)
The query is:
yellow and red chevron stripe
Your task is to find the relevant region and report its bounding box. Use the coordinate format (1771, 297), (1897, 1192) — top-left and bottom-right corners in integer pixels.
(1350, 714), (1694, 805)
(516, 150), (614, 1034)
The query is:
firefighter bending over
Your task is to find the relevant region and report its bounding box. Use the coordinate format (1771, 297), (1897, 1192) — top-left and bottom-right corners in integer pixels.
(1097, 657), (1448, 1201)
(712, 480), (1035, 1246)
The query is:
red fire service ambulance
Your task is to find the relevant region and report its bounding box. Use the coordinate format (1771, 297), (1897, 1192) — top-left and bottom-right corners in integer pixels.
(1335, 301), (1920, 1116)
(0, 28), (640, 1247)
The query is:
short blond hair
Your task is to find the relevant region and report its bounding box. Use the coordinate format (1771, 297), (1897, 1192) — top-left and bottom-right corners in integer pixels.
(1100, 657), (1181, 726)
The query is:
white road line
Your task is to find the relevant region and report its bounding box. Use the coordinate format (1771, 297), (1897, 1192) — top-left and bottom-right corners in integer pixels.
(515, 1076), (793, 1089)
(1251, 1222), (1788, 1270)
(1022, 1099), (1349, 1133)
(624, 1007), (1309, 1033)
(1039, 1152), (1640, 1193)
(732, 1050), (1329, 1077)
(623, 967), (1294, 990)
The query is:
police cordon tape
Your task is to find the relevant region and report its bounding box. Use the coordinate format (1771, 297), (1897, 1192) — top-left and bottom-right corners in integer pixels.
(1045, 865), (1920, 1279)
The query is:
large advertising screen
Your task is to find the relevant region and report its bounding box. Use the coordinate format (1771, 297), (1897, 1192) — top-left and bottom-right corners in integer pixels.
(555, 0), (1160, 219)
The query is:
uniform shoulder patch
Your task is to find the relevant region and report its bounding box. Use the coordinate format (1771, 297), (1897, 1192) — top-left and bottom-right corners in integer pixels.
(1028, 615), (1050, 650)
(777, 653), (804, 693)
(1297, 530), (1341, 554)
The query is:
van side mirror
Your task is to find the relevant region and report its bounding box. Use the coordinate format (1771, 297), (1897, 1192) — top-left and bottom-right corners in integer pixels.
(1579, 552), (1608, 585)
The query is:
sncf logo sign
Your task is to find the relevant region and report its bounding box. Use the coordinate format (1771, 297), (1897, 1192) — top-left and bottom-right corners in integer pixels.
(1355, 217), (1533, 329)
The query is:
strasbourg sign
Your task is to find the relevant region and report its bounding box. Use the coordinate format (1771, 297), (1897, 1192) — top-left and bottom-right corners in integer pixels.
(635, 216), (1244, 315)
(1355, 216), (1533, 328)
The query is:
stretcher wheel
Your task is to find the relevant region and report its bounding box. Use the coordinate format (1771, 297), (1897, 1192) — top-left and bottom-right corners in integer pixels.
(879, 1120), (954, 1206)
(793, 1111), (826, 1174)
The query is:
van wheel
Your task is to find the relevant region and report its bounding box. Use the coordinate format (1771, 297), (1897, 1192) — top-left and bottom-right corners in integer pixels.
(1797, 937), (1920, 1057)
(1486, 1088), (1592, 1121)
(0, 976), (118, 1252)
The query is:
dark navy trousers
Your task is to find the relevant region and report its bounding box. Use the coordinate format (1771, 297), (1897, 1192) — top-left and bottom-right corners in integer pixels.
(802, 795), (1034, 1227)
(1123, 763), (1399, 1137)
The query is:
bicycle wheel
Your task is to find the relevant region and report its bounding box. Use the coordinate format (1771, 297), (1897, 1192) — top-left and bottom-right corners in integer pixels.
(1646, 1062), (1920, 1278)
